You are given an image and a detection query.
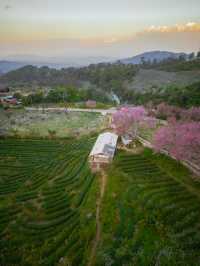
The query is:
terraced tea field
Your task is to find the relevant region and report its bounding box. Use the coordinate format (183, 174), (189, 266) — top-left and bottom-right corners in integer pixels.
(98, 150), (200, 266)
(0, 138), (97, 266)
(1, 139), (200, 266)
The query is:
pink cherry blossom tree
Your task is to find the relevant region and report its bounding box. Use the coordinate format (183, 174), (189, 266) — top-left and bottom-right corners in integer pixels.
(181, 107), (200, 122)
(153, 121), (200, 163)
(142, 116), (158, 129)
(112, 106), (146, 137)
(156, 103), (182, 120)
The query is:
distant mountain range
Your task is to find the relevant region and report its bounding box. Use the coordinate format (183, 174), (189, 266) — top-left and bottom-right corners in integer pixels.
(0, 60), (83, 74)
(0, 61), (27, 74)
(0, 51), (189, 73)
(0, 56), (114, 74)
(119, 51), (188, 65)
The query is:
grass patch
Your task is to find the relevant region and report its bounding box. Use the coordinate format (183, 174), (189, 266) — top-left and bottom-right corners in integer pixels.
(0, 109), (106, 138)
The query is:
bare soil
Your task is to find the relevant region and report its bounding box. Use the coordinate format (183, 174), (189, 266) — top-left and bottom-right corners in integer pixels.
(87, 170), (107, 266)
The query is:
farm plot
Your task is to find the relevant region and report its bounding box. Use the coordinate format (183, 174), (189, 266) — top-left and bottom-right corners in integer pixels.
(98, 149), (200, 266)
(0, 109), (106, 138)
(0, 138), (97, 266)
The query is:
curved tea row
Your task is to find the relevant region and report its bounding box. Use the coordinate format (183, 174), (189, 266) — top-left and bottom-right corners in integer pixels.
(0, 138), (95, 266)
(99, 151), (200, 265)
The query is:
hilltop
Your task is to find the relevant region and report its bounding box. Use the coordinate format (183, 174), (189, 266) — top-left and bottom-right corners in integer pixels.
(119, 50), (188, 64)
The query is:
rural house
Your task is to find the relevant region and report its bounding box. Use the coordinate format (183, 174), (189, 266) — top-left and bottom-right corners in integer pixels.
(89, 132), (118, 171)
(0, 85), (10, 93)
(0, 86), (10, 97)
(121, 134), (133, 146)
(1, 95), (20, 105)
(86, 100), (96, 108)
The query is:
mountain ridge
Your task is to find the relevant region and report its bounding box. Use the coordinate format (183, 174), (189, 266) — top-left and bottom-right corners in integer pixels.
(119, 50), (188, 64)
(0, 51), (190, 73)
(0, 56), (115, 74)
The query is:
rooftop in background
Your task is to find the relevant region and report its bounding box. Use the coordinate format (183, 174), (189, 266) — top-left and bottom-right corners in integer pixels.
(0, 85), (10, 93)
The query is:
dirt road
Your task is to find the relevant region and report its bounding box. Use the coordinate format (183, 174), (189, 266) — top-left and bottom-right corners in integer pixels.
(87, 171), (107, 266)
(25, 107), (116, 115)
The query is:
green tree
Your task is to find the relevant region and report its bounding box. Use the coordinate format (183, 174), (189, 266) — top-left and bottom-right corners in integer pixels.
(189, 52), (195, 60)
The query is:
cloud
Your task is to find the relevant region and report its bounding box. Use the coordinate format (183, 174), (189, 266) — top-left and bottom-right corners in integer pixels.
(103, 38), (118, 44)
(144, 22), (200, 33)
(0, 21), (199, 58)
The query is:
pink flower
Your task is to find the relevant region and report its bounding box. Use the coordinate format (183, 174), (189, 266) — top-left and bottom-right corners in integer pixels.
(112, 106), (146, 136)
(153, 121), (200, 162)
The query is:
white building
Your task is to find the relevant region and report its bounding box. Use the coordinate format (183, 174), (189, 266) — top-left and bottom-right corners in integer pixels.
(89, 132), (118, 170)
(121, 134), (133, 146)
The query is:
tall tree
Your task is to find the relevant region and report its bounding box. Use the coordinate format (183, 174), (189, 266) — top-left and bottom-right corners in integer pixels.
(112, 106), (146, 136)
(153, 121), (200, 162)
(188, 52), (195, 60)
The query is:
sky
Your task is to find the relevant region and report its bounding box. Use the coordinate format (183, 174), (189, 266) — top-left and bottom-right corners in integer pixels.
(0, 0), (200, 59)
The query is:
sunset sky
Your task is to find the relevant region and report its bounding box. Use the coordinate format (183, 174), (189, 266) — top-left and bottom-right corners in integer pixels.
(0, 0), (200, 59)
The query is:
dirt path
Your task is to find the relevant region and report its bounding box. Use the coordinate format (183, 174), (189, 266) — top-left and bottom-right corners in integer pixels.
(87, 170), (107, 266)
(118, 144), (144, 154)
(25, 107), (116, 115)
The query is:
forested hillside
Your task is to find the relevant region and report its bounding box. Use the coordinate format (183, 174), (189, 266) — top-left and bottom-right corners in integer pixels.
(126, 81), (200, 107)
(145, 58), (200, 71)
(0, 63), (138, 91)
(0, 58), (200, 107)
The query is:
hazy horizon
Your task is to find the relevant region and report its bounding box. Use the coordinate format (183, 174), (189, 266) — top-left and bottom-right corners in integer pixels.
(0, 0), (200, 58)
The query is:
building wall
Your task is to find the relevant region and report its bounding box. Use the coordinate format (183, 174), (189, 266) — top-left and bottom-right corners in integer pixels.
(89, 154), (111, 163)
(89, 161), (108, 172)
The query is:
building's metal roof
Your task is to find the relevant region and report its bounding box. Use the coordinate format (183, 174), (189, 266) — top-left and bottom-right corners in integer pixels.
(121, 134), (133, 146)
(89, 132), (118, 158)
